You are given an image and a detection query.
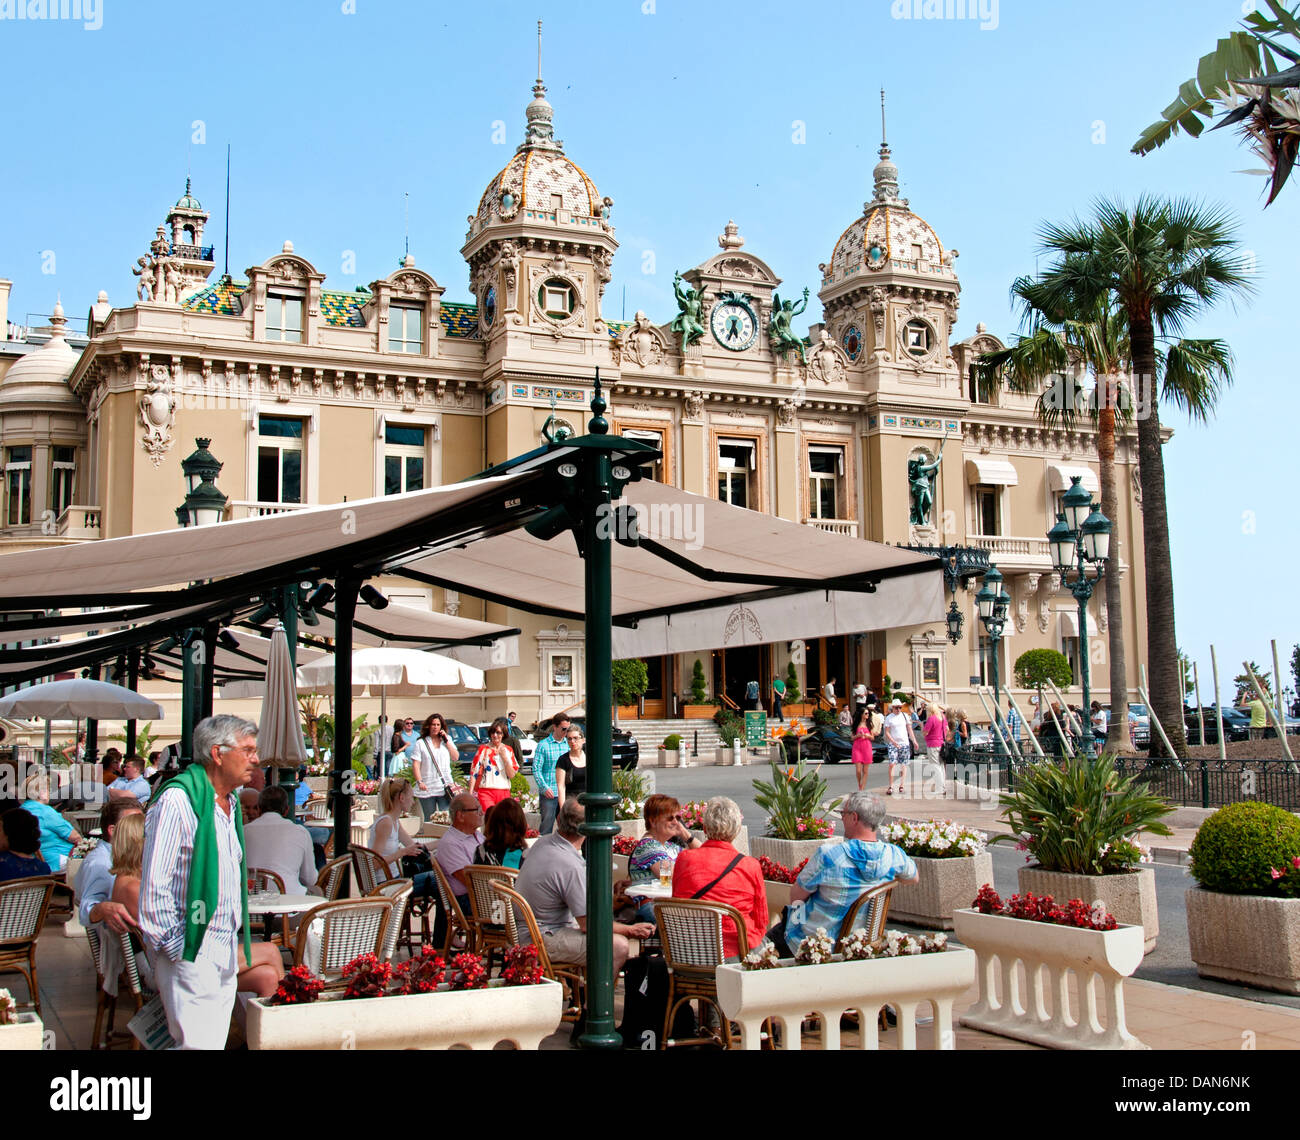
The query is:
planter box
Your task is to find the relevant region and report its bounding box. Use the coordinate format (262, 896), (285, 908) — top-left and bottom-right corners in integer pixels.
(953, 908), (1146, 1050)
(65, 854), (85, 890)
(1186, 889), (1300, 995)
(682, 705), (718, 719)
(352, 795), (379, 813)
(687, 826), (749, 855)
(247, 978), (564, 1050)
(612, 854), (629, 880)
(750, 835), (840, 868)
(524, 812), (541, 831)
(763, 879), (792, 926)
(654, 749), (688, 768)
(306, 776), (330, 792)
(0, 1012), (45, 1050)
(716, 948), (976, 1050)
(615, 818), (646, 840)
(1018, 866), (1158, 954)
(418, 821), (451, 839)
(890, 853), (994, 931)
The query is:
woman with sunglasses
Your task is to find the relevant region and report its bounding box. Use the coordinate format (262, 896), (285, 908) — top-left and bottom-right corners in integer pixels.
(555, 725), (587, 807)
(468, 716), (519, 815)
(411, 713), (459, 819)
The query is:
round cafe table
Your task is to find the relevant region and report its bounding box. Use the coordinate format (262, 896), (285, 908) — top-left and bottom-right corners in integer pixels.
(622, 881), (672, 900)
(247, 891), (324, 946)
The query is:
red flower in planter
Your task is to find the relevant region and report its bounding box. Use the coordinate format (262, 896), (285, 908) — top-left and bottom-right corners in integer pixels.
(447, 952), (489, 990)
(269, 965), (325, 1005)
(972, 884), (1003, 914)
(341, 953), (393, 1000)
(501, 945), (545, 986)
(394, 946), (446, 994)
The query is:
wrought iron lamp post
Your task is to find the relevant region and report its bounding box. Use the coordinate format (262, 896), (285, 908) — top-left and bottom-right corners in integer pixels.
(974, 565), (1012, 755)
(1046, 475), (1112, 755)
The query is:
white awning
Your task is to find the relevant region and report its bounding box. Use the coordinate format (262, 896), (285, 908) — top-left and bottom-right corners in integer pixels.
(1057, 609), (1079, 638)
(1047, 464), (1099, 495)
(966, 457), (1019, 486)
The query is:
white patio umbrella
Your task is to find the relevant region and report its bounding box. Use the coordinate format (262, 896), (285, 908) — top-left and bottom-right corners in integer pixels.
(0, 678), (164, 721)
(259, 624), (308, 771)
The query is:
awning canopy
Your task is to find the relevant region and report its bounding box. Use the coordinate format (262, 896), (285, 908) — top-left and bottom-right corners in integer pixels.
(1047, 463), (1099, 496)
(1057, 609), (1080, 638)
(966, 457), (1019, 486)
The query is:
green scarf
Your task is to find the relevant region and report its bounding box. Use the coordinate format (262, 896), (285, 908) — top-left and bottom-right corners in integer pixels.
(155, 765), (253, 967)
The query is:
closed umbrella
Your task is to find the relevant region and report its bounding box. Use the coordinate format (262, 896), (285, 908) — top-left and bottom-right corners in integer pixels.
(260, 624), (308, 771)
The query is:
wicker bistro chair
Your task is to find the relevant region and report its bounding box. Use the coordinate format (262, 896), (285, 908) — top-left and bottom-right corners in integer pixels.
(316, 856), (352, 901)
(462, 865), (519, 973)
(303, 796), (330, 822)
(490, 880), (586, 1023)
(833, 881), (894, 950)
(115, 931), (153, 1049)
(430, 860), (474, 956)
(293, 897), (393, 982)
(0, 876), (56, 1014)
(350, 845), (396, 896)
(652, 898), (752, 1050)
(368, 880), (414, 963)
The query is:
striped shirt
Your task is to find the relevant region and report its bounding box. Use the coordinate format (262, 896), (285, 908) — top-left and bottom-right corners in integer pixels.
(1005, 706), (1022, 742)
(532, 733), (566, 798)
(785, 839), (916, 947)
(139, 785), (244, 964)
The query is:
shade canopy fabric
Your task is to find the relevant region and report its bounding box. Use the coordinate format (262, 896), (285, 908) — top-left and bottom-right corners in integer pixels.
(1047, 463), (1100, 496)
(966, 457), (1019, 486)
(0, 678), (164, 721)
(295, 647), (485, 696)
(259, 625), (308, 768)
(1057, 609), (1080, 638)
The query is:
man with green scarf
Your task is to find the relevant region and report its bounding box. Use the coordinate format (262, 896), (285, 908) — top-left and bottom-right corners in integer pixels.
(140, 715), (258, 1049)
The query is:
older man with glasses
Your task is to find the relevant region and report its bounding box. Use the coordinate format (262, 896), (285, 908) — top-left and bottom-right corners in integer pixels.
(139, 714), (259, 1049)
(432, 792), (485, 947)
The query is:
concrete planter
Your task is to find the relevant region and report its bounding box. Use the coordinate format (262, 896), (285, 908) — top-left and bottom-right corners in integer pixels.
(0, 1012), (44, 1050)
(65, 854), (86, 890)
(612, 854), (629, 880)
(352, 795), (379, 813)
(614, 818), (646, 840)
(953, 908), (1146, 1049)
(1018, 866), (1158, 954)
(654, 749), (687, 768)
(418, 821), (451, 839)
(716, 948), (976, 1050)
(1186, 889), (1300, 995)
(750, 835), (840, 868)
(890, 853), (995, 931)
(306, 776), (330, 792)
(524, 812), (541, 832)
(763, 879), (793, 926)
(687, 826), (749, 855)
(247, 978), (564, 1050)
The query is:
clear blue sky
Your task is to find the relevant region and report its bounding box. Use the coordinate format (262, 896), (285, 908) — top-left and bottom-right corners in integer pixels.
(2, 0), (1296, 702)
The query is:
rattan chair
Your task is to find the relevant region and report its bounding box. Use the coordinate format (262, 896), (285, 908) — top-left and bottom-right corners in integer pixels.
(368, 879), (414, 962)
(833, 881), (894, 949)
(490, 879), (586, 1023)
(293, 897), (393, 981)
(303, 796), (330, 822)
(316, 855), (352, 901)
(431, 859), (474, 955)
(350, 844), (396, 896)
(462, 865), (518, 972)
(115, 931), (152, 1049)
(0, 876), (56, 1014)
(652, 898), (751, 1049)
(86, 925), (112, 1050)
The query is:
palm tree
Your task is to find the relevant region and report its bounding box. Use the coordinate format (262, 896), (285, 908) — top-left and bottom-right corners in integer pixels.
(1000, 197), (1252, 757)
(975, 287), (1135, 753)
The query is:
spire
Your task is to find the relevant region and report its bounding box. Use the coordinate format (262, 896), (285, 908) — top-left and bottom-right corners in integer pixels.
(521, 19), (562, 152)
(870, 87), (902, 206)
(50, 295), (67, 338)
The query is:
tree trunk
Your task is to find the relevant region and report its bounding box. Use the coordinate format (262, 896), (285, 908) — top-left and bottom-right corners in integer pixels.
(1097, 385), (1133, 754)
(1130, 318), (1188, 758)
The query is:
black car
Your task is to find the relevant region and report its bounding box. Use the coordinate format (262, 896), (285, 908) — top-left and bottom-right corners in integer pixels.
(779, 724), (855, 764)
(1184, 706), (1250, 745)
(566, 717), (640, 770)
(445, 720), (488, 775)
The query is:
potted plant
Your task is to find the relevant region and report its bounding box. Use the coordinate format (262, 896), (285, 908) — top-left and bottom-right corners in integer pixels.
(1185, 802), (1300, 993)
(953, 885), (1146, 1049)
(756, 854), (809, 925)
(611, 833), (638, 879)
(509, 774), (541, 830)
(65, 835), (101, 891)
(0, 988), (43, 1050)
(611, 658), (648, 723)
(658, 732), (683, 768)
(716, 928), (974, 1050)
(246, 947), (563, 1050)
(683, 659), (715, 718)
(750, 758), (841, 865)
(612, 769), (649, 838)
(715, 710), (747, 765)
(878, 819), (993, 930)
(996, 751), (1172, 953)
(781, 661), (811, 718)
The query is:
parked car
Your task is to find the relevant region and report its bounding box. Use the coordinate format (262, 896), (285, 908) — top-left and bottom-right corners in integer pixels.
(1184, 706), (1250, 745)
(468, 721), (535, 768)
(1101, 704), (1150, 747)
(779, 724), (854, 764)
(566, 717), (639, 770)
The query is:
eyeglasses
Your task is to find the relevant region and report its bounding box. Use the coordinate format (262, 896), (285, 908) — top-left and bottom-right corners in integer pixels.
(490, 729), (504, 737)
(566, 735), (582, 741)
(222, 744), (259, 759)
(455, 804), (483, 815)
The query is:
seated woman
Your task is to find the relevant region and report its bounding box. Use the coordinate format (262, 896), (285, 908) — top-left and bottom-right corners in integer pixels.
(370, 777), (436, 898)
(21, 771), (81, 871)
(473, 797), (528, 870)
(628, 795), (701, 924)
(670, 796), (769, 962)
(0, 808), (52, 882)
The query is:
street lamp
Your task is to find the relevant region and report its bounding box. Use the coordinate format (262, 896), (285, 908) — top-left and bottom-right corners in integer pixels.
(176, 438), (229, 526)
(976, 565), (1012, 756)
(1047, 475), (1112, 755)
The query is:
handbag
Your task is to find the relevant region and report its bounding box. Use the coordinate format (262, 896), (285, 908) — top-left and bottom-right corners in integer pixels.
(401, 848), (433, 878)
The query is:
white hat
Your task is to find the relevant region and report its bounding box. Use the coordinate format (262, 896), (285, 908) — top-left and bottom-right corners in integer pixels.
(890, 698), (903, 707)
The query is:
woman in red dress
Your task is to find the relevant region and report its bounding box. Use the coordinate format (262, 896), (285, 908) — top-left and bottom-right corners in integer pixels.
(468, 717), (519, 815)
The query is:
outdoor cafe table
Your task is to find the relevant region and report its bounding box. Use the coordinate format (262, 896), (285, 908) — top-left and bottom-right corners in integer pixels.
(623, 881), (671, 900)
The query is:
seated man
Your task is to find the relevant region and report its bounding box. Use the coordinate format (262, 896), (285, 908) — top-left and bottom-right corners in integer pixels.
(108, 756), (152, 806)
(515, 799), (654, 977)
(76, 798), (145, 934)
(432, 793), (484, 948)
(239, 788), (261, 825)
(768, 790), (917, 957)
(242, 786), (321, 896)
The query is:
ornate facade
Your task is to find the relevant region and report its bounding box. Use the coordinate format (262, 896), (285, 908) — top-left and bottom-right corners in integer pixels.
(0, 73), (1147, 727)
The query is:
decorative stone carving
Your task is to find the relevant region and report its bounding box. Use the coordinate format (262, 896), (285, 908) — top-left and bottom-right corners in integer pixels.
(620, 311), (667, 369)
(868, 287), (887, 357)
(683, 390), (705, 419)
(138, 362), (176, 466)
(1097, 601), (1108, 633)
(806, 331), (847, 385)
(717, 219), (744, 250)
(777, 399), (797, 427)
(1036, 573), (1060, 634)
(1131, 465), (1143, 507)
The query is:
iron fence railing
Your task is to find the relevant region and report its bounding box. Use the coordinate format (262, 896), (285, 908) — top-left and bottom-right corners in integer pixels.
(1114, 757), (1300, 812)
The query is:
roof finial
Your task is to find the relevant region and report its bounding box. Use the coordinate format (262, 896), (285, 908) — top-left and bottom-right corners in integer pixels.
(521, 19), (561, 152)
(870, 88), (900, 206)
(537, 18), (543, 83)
(880, 88), (887, 146)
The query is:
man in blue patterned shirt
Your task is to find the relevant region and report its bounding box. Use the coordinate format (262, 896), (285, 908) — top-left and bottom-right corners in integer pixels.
(531, 713), (569, 835)
(770, 790), (918, 955)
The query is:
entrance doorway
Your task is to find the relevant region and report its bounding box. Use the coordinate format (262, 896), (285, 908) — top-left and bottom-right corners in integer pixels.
(712, 645), (768, 711)
(642, 657), (666, 719)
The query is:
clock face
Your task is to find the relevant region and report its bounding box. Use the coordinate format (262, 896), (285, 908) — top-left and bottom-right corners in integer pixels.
(710, 299), (757, 351)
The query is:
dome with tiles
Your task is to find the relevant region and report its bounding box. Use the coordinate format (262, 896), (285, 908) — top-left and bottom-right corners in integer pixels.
(475, 78), (604, 227)
(828, 140), (948, 283)
(174, 177), (202, 212)
(0, 301), (81, 409)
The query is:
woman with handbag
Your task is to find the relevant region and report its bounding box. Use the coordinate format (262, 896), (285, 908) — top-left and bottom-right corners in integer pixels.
(370, 777), (436, 896)
(468, 717), (519, 815)
(412, 713), (459, 820)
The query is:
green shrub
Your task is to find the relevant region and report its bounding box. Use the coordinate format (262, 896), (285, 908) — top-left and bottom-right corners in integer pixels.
(613, 768), (650, 803)
(389, 766), (414, 785)
(611, 658), (649, 706)
(714, 710), (744, 746)
(1013, 648), (1074, 692)
(662, 733), (682, 751)
(783, 661), (801, 705)
(995, 751), (1174, 875)
(510, 772), (531, 798)
(690, 659), (709, 704)
(1188, 802), (1300, 898)
(812, 708), (836, 728)
(752, 758), (841, 840)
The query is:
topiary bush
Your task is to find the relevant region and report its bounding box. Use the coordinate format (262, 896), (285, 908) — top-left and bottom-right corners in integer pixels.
(690, 659), (709, 704)
(662, 733), (682, 751)
(1188, 802), (1300, 899)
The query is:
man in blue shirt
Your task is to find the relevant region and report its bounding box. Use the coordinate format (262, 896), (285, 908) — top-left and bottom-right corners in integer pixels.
(1004, 701), (1022, 745)
(108, 756), (152, 805)
(531, 714), (569, 836)
(76, 798), (144, 934)
(769, 790), (918, 955)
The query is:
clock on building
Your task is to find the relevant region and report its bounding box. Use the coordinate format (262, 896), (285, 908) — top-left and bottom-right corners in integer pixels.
(709, 292), (758, 351)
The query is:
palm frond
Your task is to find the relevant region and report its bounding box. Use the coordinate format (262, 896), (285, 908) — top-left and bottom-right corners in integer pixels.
(1159, 338), (1235, 422)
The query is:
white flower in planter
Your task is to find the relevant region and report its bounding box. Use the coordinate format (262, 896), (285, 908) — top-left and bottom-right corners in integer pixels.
(741, 942), (783, 971)
(793, 928), (836, 965)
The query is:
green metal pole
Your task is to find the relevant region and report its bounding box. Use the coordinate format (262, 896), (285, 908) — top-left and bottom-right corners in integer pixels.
(332, 577), (359, 860)
(180, 632), (198, 766)
(125, 647), (140, 755)
(578, 373), (620, 1050)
